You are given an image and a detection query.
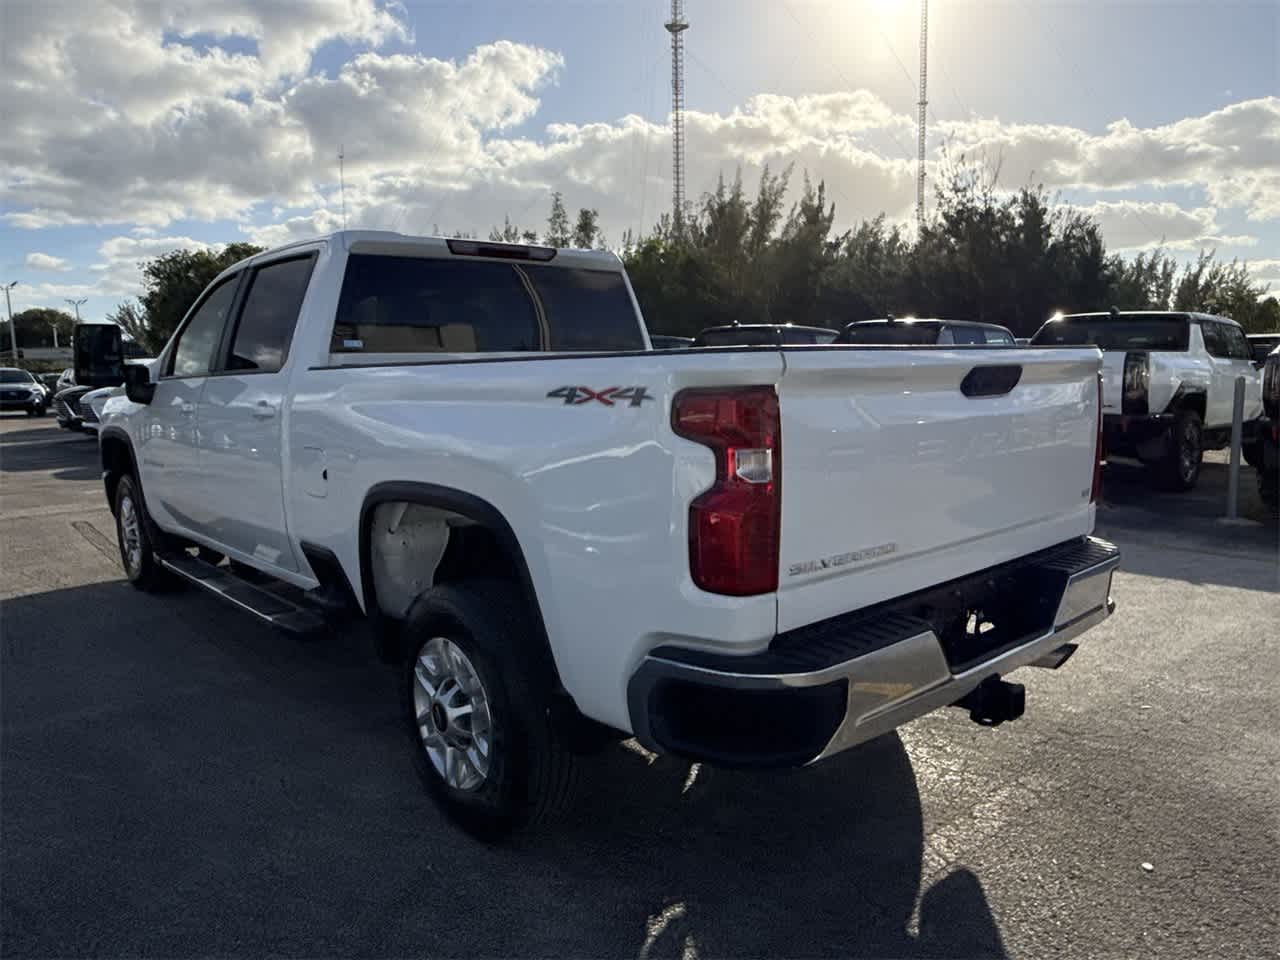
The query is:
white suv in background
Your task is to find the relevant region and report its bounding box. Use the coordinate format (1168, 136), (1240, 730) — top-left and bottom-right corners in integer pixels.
(1032, 310), (1263, 490)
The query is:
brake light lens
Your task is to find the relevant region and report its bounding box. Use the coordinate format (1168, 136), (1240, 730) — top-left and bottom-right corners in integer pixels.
(1092, 372), (1104, 504)
(445, 238), (557, 261)
(673, 387), (781, 595)
(1122, 351), (1149, 415)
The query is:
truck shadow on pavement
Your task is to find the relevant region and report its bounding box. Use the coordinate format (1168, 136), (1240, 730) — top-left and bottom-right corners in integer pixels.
(2, 579), (1006, 959)
(0, 430), (100, 482)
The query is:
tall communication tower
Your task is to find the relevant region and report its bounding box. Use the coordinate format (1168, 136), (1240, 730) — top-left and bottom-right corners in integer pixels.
(665, 0), (689, 232)
(916, 0), (929, 228)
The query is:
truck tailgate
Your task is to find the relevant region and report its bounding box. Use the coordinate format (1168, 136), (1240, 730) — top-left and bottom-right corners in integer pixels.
(775, 347), (1102, 633)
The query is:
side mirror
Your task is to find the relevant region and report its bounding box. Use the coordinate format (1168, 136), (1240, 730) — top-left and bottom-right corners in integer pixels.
(73, 323), (125, 388)
(124, 363), (155, 405)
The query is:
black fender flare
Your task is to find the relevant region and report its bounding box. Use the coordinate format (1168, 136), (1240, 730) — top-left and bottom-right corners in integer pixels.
(98, 426), (140, 515)
(1164, 384), (1207, 418)
(358, 481), (564, 692)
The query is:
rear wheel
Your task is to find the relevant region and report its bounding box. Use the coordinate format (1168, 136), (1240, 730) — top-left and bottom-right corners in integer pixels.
(1153, 409), (1202, 491)
(401, 581), (578, 838)
(1243, 439), (1263, 472)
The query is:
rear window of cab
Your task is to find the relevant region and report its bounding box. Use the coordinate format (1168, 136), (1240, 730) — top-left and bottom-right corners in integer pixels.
(331, 254), (644, 354)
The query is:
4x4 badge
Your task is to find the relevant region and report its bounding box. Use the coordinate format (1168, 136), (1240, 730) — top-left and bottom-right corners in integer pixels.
(546, 386), (654, 408)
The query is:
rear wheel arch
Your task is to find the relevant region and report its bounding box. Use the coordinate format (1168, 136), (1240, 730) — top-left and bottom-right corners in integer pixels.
(358, 482), (560, 681)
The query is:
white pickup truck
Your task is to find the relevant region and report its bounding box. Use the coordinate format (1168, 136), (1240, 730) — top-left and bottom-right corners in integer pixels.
(99, 231), (1119, 836)
(1031, 310), (1264, 490)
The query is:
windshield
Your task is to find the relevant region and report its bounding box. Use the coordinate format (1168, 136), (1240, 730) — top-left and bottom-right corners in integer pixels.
(1031, 315), (1189, 351)
(0, 370), (34, 383)
(839, 323), (939, 345)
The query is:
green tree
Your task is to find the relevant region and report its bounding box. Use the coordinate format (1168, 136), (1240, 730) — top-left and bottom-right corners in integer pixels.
(488, 216), (523, 242)
(11, 307), (76, 348)
(572, 208), (600, 249)
(546, 192), (571, 247)
(1254, 297), (1280, 334)
(109, 242), (262, 353)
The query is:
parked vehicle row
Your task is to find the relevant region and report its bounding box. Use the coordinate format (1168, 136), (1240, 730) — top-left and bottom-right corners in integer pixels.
(95, 230), (1119, 838)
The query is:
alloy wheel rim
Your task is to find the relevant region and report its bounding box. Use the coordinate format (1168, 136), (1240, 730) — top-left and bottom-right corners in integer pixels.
(119, 494), (143, 576)
(412, 637), (493, 792)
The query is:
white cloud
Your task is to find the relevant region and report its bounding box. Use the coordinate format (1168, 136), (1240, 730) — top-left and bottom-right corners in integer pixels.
(940, 98), (1280, 221)
(1245, 259), (1280, 294)
(1075, 201), (1258, 252)
(0, 0), (1275, 271)
(23, 252), (71, 271)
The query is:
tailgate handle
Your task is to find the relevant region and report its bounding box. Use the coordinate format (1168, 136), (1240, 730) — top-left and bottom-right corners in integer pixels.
(961, 365), (1022, 398)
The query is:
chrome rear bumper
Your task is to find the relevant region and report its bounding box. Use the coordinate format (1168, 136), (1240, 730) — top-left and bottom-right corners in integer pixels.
(628, 536), (1120, 767)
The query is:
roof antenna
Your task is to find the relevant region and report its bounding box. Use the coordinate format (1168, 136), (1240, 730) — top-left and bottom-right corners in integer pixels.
(339, 144), (348, 230)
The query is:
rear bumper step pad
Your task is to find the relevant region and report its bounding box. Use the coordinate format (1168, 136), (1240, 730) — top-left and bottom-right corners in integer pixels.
(628, 535), (1120, 768)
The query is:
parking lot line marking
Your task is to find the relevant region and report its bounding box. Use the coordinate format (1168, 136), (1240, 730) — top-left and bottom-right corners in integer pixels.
(71, 520), (121, 564)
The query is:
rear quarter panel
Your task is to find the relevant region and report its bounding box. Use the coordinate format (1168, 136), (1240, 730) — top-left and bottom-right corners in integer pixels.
(286, 349), (784, 731)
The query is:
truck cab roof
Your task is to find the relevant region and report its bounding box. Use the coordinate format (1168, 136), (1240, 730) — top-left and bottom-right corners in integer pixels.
(224, 231), (624, 279)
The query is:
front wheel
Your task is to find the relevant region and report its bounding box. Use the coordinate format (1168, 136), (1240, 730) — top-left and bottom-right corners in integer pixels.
(401, 581), (579, 838)
(1153, 410), (1203, 492)
(114, 474), (169, 591)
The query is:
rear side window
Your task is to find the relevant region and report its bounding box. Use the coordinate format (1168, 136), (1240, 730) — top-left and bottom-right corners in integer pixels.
(227, 256), (315, 373)
(943, 325), (985, 345)
(1032, 315), (1190, 351)
(331, 255), (642, 354)
(1220, 323), (1250, 361)
(1201, 321), (1229, 358)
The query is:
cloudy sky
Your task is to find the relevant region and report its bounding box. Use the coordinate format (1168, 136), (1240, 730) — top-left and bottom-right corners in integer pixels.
(2, 0), (1277, 322)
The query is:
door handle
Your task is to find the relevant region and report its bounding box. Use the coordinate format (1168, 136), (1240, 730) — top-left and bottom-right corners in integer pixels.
(179, 402), (196, 416)
(251, 401), (277, 419)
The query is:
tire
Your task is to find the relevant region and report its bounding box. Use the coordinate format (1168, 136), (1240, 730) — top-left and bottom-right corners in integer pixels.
(1153, 409), (1203, 491)
(401, 580), (578, 838)
(1259, 462), (1278, 513)
(1243, 439), (1264, 472)
(114, 474), (170, 591)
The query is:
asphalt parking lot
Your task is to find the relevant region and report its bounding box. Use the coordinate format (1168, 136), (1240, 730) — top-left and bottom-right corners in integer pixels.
(2, 414), (1276, 959)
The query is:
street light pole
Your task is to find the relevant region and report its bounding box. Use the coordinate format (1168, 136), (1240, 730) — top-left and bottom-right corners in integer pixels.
(3, 281), (17, 363)
(63, 297), (87, 350)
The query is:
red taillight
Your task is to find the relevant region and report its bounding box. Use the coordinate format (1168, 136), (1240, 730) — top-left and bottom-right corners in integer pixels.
(1091, 372), (1104, 504)
(673, 386), (780, 596)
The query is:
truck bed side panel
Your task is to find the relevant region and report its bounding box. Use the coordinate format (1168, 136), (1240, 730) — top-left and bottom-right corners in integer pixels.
(287, 351), (784, 731)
